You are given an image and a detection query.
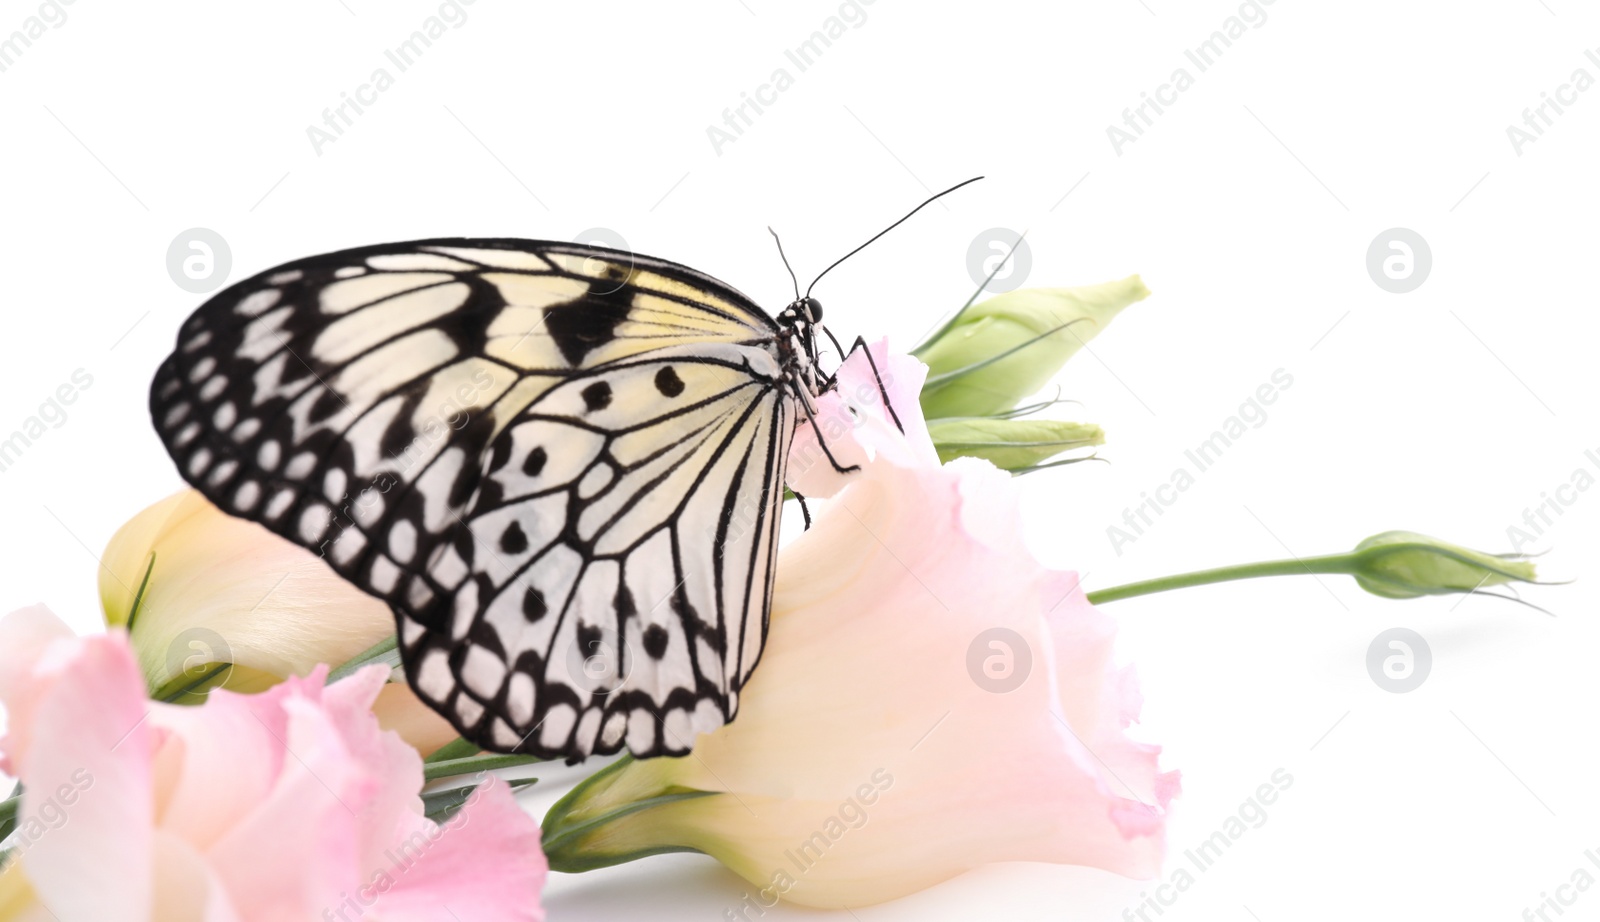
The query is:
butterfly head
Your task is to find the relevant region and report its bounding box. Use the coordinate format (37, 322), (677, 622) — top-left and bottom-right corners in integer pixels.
(774, 298), (828, 396)
(776, 297), (824, 362)
(778, 296), (823, 326)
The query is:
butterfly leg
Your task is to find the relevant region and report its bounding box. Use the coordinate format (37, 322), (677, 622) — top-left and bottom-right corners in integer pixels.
(792, 490), (814, 530)
(819, 325), (848, 391)
(839, 334), (906, 435)
(789, 378), (862, 476)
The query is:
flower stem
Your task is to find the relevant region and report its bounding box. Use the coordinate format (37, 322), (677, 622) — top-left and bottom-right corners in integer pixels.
(1086, 553), (1359, 606)
(327, 634), (400, 683)
(424, 737), (482, 764)
(422, 752), (541, 782)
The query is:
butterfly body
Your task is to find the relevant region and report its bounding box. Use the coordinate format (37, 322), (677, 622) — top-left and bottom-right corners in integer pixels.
(152, 238), (825, 759)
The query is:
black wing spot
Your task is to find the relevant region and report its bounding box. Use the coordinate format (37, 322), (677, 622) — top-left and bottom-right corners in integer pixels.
(448, 412), (498, 508)
(679, 594), (722, 655)
(582, 381), (613, 412)
(576, 623), (605, 680)
(467, 617), (507, 660)
(543, 285), (630, 366)
(615, 583), (637, 620)
(654, 366), (685, 398)
(642, 623), (669, 659)
(379, 392), (425, 457)
(500, 521), (529, 554)
(451, 529), (477, 572)
(522, 586), (547, 622)
(488, 438), (513, 473)
(523, 446), (547, 477)
(307, 388), (344, 424)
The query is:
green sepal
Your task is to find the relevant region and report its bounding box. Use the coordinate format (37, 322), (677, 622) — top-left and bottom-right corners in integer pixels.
(423, 776), (538, 824)
(541, 755), (716, 873)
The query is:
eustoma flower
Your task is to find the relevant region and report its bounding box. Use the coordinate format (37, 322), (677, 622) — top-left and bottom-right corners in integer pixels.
(542, 342), (1178, 909)
(0, 606), (546, 921)
(98, 489), (457, 754)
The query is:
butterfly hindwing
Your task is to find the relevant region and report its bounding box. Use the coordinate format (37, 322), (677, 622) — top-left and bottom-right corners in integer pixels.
(403, 348), (795, 756)
(151, 238), (792, 759)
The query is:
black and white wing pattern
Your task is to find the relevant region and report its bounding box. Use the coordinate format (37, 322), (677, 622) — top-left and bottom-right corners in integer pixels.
(150, 239), (796, 759)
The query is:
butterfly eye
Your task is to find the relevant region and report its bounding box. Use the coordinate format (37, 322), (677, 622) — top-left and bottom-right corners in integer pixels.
(802, 297), (823, 322)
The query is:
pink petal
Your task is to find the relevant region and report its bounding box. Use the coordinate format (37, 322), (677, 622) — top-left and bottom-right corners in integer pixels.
(145, 692), (290, 849)
(0, 618), (546, 921)
(367, 779), (547, 922)
(787, 339), (934, 498)
(317, 666), (434, 872)
(144, 668), (363, 849)
(14, 631), (155, 922)
(201, 681), (375, 917)
(0, 605), (78, 775)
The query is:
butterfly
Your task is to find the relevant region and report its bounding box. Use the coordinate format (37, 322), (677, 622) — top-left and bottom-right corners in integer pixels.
(148, 181), (974, 761)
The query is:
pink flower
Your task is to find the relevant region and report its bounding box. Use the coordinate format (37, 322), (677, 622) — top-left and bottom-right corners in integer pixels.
(98, 489), (459, 757)
(0, 606), (546, 921)
(542, 342), (1178, 908)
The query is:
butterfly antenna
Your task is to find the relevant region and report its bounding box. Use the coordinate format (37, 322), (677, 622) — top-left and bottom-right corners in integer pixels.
(804, 176), (984, 299)
(767, 226), (801, 301)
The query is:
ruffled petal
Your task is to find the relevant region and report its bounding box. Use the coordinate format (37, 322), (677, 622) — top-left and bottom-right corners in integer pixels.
(12, 629), (155, 922)
(0, 605), (79, 774)
(0, 620), (548, 921)
(367, 779), (547, 922)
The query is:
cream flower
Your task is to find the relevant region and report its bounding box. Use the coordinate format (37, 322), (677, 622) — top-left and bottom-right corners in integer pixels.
(98, 490), (457, 755)
(542, 342), (1177, 908)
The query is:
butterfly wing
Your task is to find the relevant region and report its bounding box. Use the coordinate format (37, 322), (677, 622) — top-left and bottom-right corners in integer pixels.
(403, 345), (795, 757)
(150, 238), (793, 758)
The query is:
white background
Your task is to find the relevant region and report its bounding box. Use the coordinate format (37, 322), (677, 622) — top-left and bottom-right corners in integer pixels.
(2, 1), (1598, 920)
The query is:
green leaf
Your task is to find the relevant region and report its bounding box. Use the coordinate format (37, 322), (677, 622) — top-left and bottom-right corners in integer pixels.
(928, 418), (1104, 470)
(124, 553), (156, 634)
(423, 777), (538, 824)
(151, 662), (232, 703)
(424, 737), (482, 764)
(423, 752), (541, 782)
(327, 634), (400, 683)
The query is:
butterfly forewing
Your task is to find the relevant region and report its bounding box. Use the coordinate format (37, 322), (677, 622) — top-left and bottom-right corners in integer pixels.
(151, 238), (792, 759)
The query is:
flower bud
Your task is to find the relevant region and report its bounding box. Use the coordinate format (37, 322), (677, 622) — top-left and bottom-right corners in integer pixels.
(915, 276), (1150, 419)
(1350, 531), (1539, 600)
(927, 418), (1103, 471)
(98, 490), (458, 753)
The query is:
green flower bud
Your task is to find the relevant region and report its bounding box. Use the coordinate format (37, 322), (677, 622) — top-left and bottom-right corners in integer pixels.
(914, 275), (1150, 419)
(1349, 531), (1539, 600)
(542, 755), (717, 873)
(927, 418), (1103, 471)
